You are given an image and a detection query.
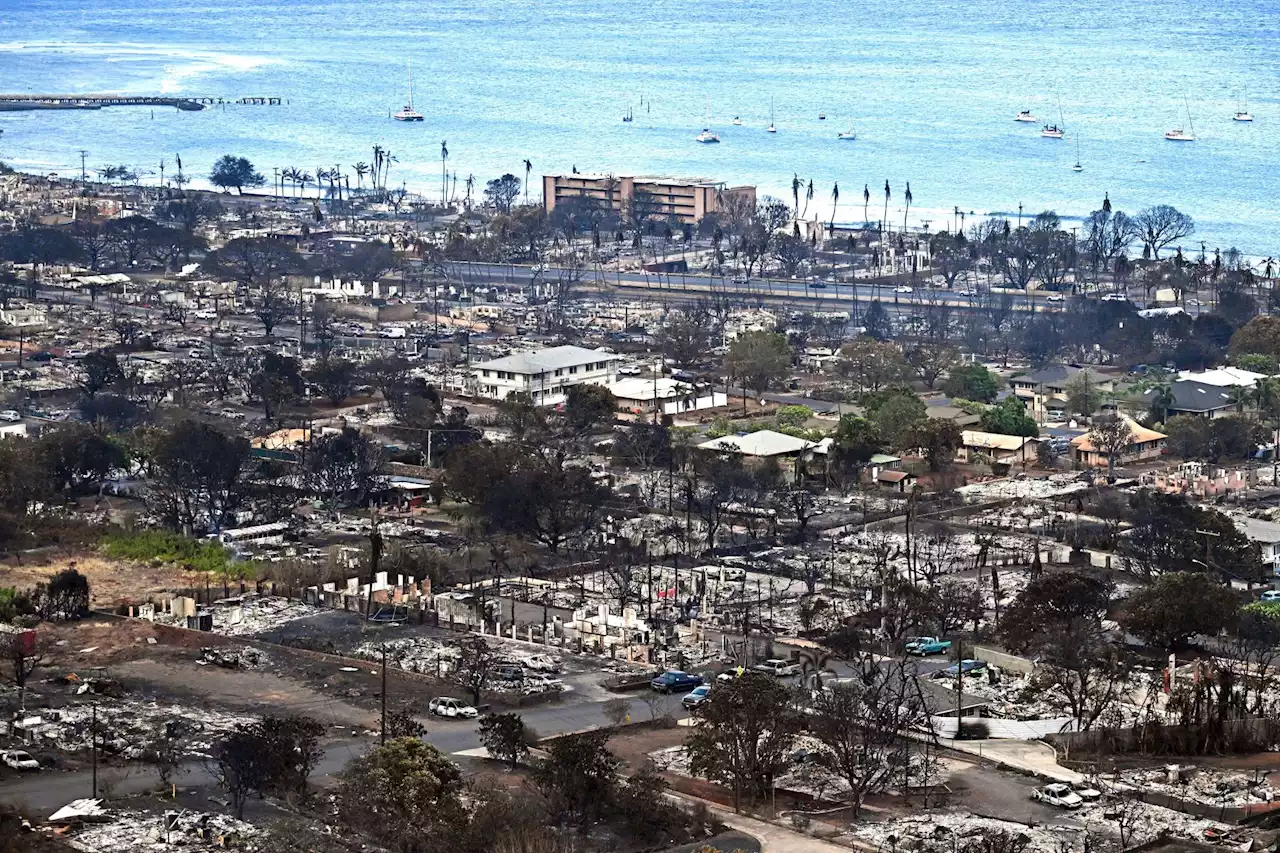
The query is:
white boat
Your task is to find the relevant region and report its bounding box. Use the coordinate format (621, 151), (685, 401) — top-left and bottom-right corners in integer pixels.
(696, 97), (719, 143)
(1015, 110), (1036, 122)
(1234, 94), (1253, 122)
(1164, 97), (1196, 141)
(732, 115), (743, 126)
(767, 97), (777, 133)
(818, 112), (826, 120)
(1072, 133), (1083, 171)
(389, 59), (424, 122)
(1042, 95), (1066, 138)
(622, 105), (633, 123)
(837, 123), (856, 140)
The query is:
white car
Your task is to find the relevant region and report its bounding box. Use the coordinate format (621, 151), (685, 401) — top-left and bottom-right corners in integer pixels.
(524, 654), (562, 673)
(894, 286), (914, 294)
(1071, 781), (1103, 801)
(66, 349), (90, 359)
(1, 750), (38, 771)
(1045, 294), (1064, 303)
(957, 288), (978, 297)
(428, 697), (478, 719)
(1100, 293), (1129, 302)
(1032, 783), (1084, 809)
(752, 659), (801, 678)
(523, 673), (565, 692)
(0, 410), (20, 422)
(218, 409), (246, 420)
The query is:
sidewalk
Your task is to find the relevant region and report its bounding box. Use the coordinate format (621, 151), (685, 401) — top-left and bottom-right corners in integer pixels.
(670, 792), (867, 853)
(942, 738), (1081, 783)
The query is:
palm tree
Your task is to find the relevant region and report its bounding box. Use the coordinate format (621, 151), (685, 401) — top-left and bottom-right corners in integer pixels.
(296, 171), (313, 198)
(791, 174), (801, 214)
(465, 174), (475, 209)
(830, 182), (839, 233)
(863, 184), (870, 228)
(903, 182), (913, 233)
(803, 179), (814, 219)
(352, 162), (370, 191)
(1148, 381), (1174, 424)
(1226, 384), (1250, 415)
(882, 180), (891, 236)
(382, 151), (397, 194)
(440, 141), (449, 206)
(371, 145), (385, 193)
(523, 158), (532, 204)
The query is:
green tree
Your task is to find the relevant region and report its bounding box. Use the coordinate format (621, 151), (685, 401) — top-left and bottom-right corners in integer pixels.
(837, 339), (906, 392)
(209, 155), (266, 194)
(978, 396), (1039, 437)
(943, 364), (1000, 403)
(483, 174), (522, 214)
(831, 415), (883, 482)
(533, 729), (620, 826)
(1064, 372), (1106, 417)
(306, 358), (359, 406)
(1230, 316), (1280, 360)
(337, 738), (467, 849)
(562, 383), (616, 434)
(249, 352), (303, 420)
(1119, 572), (1238, 651)
(685, 672), (800, 810)
(868, 392), (926, 444)
(724, 330), (791, 412)
(862, 300), (893, 340)
(911, 419), (963, 471)
(1163, 413), (1210, 459)
(476, 712), (531, 770)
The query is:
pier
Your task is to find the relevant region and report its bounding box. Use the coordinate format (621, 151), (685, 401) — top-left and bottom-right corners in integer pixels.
(0, 94), (286, 112)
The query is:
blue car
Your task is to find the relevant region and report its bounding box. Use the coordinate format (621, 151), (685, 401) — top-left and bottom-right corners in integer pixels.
(681, 685), (712, 709)
(939, 659), (986, 678)
(1260, 591), (1280, 603)
(651, 670), (703, 693)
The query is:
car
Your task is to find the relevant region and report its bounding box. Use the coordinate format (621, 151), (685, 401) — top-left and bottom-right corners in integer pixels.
(523, 673), (564, 692)
(650, 670), (703, 693)
(494, 664), (524, 683)
(957, 288), (978, 297)
(904, 636), (953, 656)
(524, 654), (562, 673)
(1101, 293), (1129, 302)
(1046, 294), (1064, 303)
(1071, 781), (1104, 801)
(681, 685), (712, 709)
(218, 409), (246, 420)
(752, 659), (801, 678)
(938, 659), (987, 678)
(1032, 783), (1084, 809)
(0, 750), (38, 771)
(1260, 591), (1280, 603)
(429, 697), (478, 718)
(716, 667), (745, 683)
(1046, 409), (1066, 420)
(0, 410), (20, 422)
(731, 277), (749, 285)
(894, 286), (914, 294)
(66, 349), (90, 359)
(810, 281), (827, 289)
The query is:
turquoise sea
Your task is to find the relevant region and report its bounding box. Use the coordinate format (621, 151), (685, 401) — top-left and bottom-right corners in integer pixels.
(1, 0), (1278, 255)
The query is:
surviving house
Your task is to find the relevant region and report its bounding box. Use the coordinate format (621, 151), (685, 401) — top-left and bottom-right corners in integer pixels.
(958, 430), (1043, 465)
(1070, 417), (1167, 468)
(1009, 365), (1114, 420)
(470, 345), (617, 406)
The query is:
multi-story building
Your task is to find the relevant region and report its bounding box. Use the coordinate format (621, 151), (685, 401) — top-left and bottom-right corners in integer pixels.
(542, 173), (756, 225)
(470, 345), (616, 406)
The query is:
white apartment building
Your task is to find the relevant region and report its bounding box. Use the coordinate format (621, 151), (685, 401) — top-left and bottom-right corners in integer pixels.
(471, 345), (617, 406)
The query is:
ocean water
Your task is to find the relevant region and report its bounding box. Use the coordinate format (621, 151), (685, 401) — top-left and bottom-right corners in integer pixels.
(1, 0), (1278, 255)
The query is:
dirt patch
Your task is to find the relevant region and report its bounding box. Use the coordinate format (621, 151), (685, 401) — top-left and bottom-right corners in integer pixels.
(607, 723), (688, 771)
(0, 552), (194, 606)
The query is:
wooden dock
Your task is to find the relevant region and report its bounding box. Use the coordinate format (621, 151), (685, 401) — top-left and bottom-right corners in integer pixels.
(0, 94), (286, 112)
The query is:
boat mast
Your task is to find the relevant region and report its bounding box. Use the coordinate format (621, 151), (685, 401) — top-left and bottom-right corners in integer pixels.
(408, 60), (415, 111)
(1185, 97), (1195, 136)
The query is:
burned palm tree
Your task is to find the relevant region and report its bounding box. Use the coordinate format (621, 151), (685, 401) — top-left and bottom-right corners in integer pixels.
(440, 141), (449, 206)
(863, 184), (870, 228)
(882, 180), (891, 236)
(903, 182), (913, 233)
(830, 182), (840, 233)
(523, 158), (532, 204)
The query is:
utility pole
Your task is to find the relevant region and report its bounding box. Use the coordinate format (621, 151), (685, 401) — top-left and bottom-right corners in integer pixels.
(78, 150), (88, 184)
(90, 703), (98, 797)
(380, 645), (388, 745)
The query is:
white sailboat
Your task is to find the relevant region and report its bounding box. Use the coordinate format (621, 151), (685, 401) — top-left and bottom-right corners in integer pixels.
(392, 60), (424, 122)
(837, 120), (856, 140)
(1234, 94), (1253, 122)
(1164, 97), (1196, 141)
(1072, 133), (1083, 171)
(1041, 96), (1065, 138)
(695, 97), (720, 143)
(767, 97), (776, 133)
(1015, 109), (1036, 122)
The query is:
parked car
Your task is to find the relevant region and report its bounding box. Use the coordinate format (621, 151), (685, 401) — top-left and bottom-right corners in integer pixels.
(1260, 590), (1280, 602)
(0, 410), (20, 422)
(938, 659), (986, 678)
(651, 670), (703, 693)
(1032, 783), (1084, 809)
(716, 667), (745, 683)
(524, 654), (562, 673)
(905, 637), (952, 656)
(1, 750), (38, 770)
(1046, 294), (1064, 303)
(894, 286), (914, 294)
(681, 685), (712, 709)
(1101, 293), (1129, 302)
(1071, 781), (1104, 801)
(523, 673), (564, 692)
(428, 697), (478, 719)
(752, 659), (801, 678)
(494, 664), (524, 683)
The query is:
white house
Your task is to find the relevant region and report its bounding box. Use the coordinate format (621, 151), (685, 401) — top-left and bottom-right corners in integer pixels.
(608, 377), (727, 416)
(470, 345), (617, 406)
(1235, 517), (1280, 575)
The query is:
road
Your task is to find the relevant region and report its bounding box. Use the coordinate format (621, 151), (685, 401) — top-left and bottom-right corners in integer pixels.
(0, 688), (689, 813)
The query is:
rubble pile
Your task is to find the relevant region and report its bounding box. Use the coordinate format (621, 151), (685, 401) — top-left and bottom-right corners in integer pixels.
(27, 700), (252, 758)
(852, 811), (1064, 853)
(198, 646), (268, 670)
(931, 665), (1156, 725)
(955, 473), (1091, 502)
(355, 636), (458, 676)
(68, 808), (258, 852)
(1119, 765), (1280, 808)
(208, 596), (324, 636)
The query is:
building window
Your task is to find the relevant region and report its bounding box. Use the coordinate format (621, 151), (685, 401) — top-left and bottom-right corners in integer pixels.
(482, 370), (491, 378)
(569, 366), (578, 375)
(555, 369), (563, 377)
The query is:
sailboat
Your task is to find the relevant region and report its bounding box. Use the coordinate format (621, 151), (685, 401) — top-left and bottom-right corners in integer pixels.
(392, 60), (424, 122)
(622, 105), (633, 123)
(1072, 133), (1083, 171)
(1041, 96), (1065, 138)
(1164, 97), (1196, 141)
(1234, 94), (1253, 122)
(767, 97), (777, 133)
(837, 119), (856, 140)
(695, 98), (720, 143)
(1015, 109), (1037, 122)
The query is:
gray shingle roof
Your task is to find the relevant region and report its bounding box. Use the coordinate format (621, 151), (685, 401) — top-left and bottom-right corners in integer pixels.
(473, 345), (612, 375)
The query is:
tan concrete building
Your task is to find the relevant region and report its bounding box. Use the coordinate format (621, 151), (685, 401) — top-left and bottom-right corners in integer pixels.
(542, 174), (755, 225)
